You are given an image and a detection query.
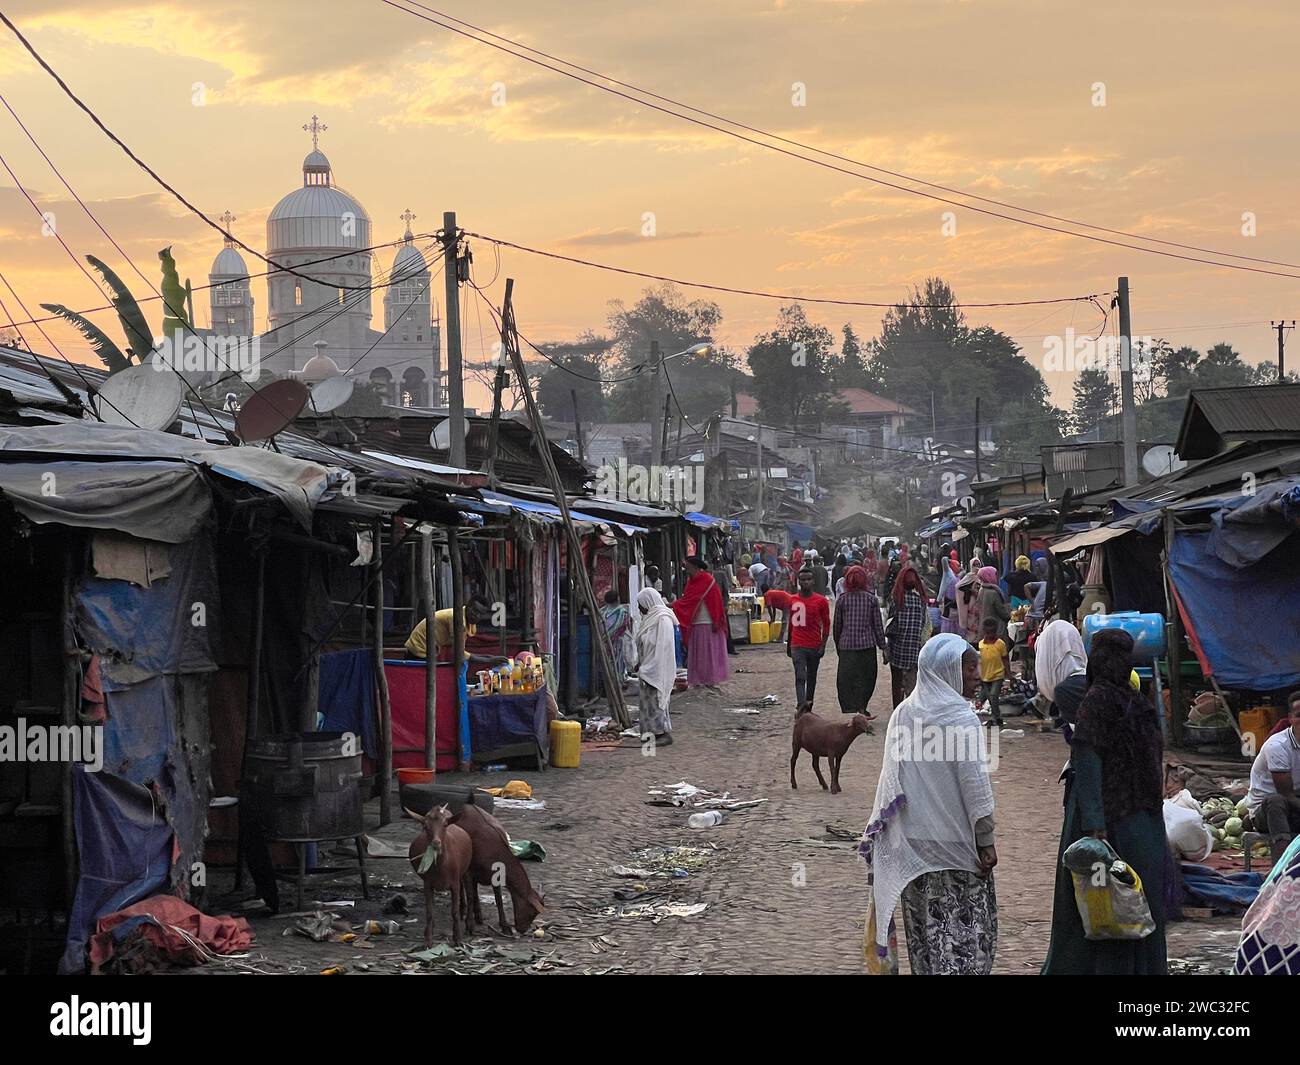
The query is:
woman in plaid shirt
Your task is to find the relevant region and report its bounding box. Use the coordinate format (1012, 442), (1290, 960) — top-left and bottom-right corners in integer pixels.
(833, 565), (887, 716)
(886, 567), (928, 708)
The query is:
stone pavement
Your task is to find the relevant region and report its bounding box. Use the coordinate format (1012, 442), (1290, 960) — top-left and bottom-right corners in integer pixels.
(208, 638), (1241, 975)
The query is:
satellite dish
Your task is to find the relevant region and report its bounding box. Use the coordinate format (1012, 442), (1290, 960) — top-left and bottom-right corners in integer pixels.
(236, 378), (310, 442)
(1142, 445), (1185, 478)
(94, 364), (185, 430)
(429, 417), (469, 451)
(309, 374), (355, 414)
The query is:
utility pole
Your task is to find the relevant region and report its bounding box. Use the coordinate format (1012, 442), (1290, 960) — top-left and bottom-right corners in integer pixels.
(930, 391), (936, 437)
(973, 396), (982, 482)
(1271, 320), (1295, 383)
(648, 339), (663, 468)
(570, 387), (585, 464)
(754, 425), (764, 536)
(442, 211), (466, 468)
(1117, 276), (1138, 486)
(484, 278), (511, 486)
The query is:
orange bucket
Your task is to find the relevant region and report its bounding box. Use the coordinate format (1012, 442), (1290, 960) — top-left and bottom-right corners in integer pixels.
(397, 767), (435, 785)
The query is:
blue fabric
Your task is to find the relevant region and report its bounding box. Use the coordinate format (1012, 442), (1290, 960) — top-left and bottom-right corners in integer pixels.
(458, 661), (471, 763)
(59, 768), (172, 974)
(318, 649), (376, 758)
(467, 690), (548, 758)
(1169, 529), (1300, 689)
(1179, 863), (1264, 910)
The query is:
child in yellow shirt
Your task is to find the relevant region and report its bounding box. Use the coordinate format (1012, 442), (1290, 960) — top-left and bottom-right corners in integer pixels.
(978, 617), (1012, 727)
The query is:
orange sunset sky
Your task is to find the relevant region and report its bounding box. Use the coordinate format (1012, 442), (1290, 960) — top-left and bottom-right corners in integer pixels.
(1, 0), (1298, 413)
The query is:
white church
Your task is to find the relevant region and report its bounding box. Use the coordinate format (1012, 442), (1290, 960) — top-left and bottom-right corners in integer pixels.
(206, 117), (442, 407)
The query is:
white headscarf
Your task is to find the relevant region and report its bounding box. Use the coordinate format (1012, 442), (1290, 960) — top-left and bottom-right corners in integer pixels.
(1034, 619), (1087, 702)
(635, 588), (678, 701)
(861, 633), (995, 949)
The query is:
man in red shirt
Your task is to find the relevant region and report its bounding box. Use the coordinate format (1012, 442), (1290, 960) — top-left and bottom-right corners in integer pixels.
(786, 568), (831, 708)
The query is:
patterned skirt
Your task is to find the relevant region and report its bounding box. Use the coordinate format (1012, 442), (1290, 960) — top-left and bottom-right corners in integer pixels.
(900, 869), (998, 975)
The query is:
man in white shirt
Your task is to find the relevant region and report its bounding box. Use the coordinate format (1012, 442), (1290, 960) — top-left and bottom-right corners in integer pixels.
(1245, 692), (1300, 866)
(748, 559), (770, 594)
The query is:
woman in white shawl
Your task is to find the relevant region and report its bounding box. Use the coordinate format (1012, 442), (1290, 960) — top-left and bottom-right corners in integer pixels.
(860, 633), (998, 974)
(635, 588), (678, 746)
(1034, 619), (1089, 736)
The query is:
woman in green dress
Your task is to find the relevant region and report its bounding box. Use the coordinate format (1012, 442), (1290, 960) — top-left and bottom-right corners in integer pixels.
(1041, 628), (1168, 974)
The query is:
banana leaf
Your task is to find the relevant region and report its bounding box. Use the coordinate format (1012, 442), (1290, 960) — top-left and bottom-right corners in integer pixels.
(158, 246), (191, 344)
(85, 255), (151, 362)
(39, 303), (129, 373)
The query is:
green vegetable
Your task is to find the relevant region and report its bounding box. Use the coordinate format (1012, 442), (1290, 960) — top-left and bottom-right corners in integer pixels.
(1224, 817), (1244, 836)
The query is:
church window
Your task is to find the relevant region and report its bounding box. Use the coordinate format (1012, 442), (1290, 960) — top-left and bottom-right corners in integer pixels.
(294, 281), (302, 306)
(338, 288), (345, 305)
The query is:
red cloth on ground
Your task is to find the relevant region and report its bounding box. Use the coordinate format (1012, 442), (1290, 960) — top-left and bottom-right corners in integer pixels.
(673, 571), (726, 632)
(88, 895), (253, 973)
(788, 592), (831, 648)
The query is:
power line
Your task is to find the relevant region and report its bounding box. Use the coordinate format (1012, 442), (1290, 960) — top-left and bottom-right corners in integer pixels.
(399, 2), (1300, 274)
(381, 1), (1300, 281)
(464, 231), (1109, 309)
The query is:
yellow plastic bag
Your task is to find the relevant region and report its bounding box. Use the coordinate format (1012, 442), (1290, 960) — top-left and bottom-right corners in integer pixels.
(1068, 844), (1155, 941)
(862, 895), (899, 975)
(479, 780), (533, 799)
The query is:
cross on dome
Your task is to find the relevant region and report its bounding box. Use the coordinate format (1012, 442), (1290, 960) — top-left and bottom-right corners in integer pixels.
(219, 210), (237, 248)
(303, 114), (328, 150)
(400, 209), (416, 241)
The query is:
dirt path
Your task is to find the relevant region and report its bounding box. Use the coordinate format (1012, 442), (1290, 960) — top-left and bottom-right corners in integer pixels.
(209, 638), (1240, 975)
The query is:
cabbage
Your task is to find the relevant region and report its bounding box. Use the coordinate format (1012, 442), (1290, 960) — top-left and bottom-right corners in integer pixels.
(1236, 799), (1250, 819)
(1224, 817), (1244, 836)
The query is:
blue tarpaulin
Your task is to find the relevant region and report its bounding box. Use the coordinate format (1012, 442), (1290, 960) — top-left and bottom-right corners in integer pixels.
(318, 649), (377, 757)
(1168, 526), (1300, 690)
(59, 769), (172, 974)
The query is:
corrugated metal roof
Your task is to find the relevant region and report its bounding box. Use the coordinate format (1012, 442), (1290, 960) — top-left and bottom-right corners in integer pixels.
(1177, 383), (1300, 458)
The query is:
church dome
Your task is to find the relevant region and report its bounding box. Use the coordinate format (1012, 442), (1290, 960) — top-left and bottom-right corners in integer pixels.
(302, 351), (343, 382)
(392, 240), (429, 280)
(267, 147), (371, 255)
(210, 246), (249, 278)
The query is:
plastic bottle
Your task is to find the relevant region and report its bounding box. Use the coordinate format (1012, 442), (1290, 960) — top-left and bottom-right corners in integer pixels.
(688, 811), (724, 829)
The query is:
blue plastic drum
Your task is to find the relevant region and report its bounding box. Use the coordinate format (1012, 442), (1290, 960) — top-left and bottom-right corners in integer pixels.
(1082, 611), (1166, 661)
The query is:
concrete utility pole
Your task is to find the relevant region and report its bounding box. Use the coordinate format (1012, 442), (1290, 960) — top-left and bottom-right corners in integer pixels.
(754, 426), (764, 536)
(648, 339), (663, 468)
(442, 211), (466, 468)
(1271, 320), (1295, 383)
(1117, 276), (1138, 486)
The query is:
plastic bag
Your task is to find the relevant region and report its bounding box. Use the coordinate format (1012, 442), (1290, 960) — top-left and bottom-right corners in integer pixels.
(862, 894), (899, 975)
(1064, 838), (1156, 941)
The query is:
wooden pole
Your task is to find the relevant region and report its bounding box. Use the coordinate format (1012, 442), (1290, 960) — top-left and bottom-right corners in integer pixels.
(420, 526), (437, 770)
(1163, 509), (1184, 747)
(485, 281), (511, 485)
(449, 526), (467, 768)
(373, 519), (394, 825)
(500, 280), (630, 727)
(60, 540), (78, 911)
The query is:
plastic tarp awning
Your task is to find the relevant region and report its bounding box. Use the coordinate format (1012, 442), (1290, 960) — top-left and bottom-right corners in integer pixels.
(0, 459), (210, 543)
(0, 422), (334, 529)
(1168, 526), (1300, 690)
(482, 490), (648, 534)
(684, 510), (729, 530)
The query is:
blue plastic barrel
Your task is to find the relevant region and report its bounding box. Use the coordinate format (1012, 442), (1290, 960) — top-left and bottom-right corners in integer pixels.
(1082, 611), (1166, 661)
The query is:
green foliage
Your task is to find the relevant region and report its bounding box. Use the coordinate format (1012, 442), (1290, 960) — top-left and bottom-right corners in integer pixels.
(746, 303), (838, 428)
(603, 284), (738, 422)
(1070, 367), (1117, 436)
(86, 255), (152, 360)
(535, 332), (611, 421)
(158, 246), (192, 344)
(834, 323), (873, 389)
(39, 302), (130, 373)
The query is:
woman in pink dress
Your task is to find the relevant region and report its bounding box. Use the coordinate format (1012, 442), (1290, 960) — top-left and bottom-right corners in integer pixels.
(671, 556), (730, 689)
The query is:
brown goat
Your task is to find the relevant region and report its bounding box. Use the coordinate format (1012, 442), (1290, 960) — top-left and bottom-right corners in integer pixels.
(406, 804), (473, 947)
(452, 804), (544, 935)
(790, 703), (874, 794)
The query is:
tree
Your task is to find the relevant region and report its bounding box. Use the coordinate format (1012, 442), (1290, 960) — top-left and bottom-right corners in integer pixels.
(1071, 368), (1117, 436)
(745, 303), (838, 429)
(834, 323), (872, 389)
(534, 332), (610, 421)
(603, 284), (736, 422)
(41, 254), (154, 373)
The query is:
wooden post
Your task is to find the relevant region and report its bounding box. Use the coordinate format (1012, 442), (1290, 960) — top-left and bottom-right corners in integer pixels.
(1163, 509), (1184, 747)
(60, 541), (79, 911)
(500, 280), (630, 727)
(373, 519), (394, 825)
(449, 526), (467, 769)
(485, 280), (512, 486)
(420, 526), (437, 770)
